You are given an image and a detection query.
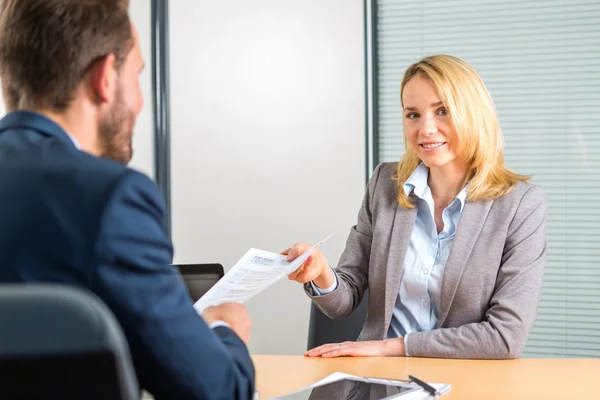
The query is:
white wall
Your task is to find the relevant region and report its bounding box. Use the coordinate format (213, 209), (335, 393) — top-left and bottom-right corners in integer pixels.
(0, 1), (154, 178)
(170, 0), (366, 355)
(129, 0), (154, 178)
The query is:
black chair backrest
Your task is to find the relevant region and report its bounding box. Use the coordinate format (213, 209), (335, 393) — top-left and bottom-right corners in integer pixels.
(307, 290), (369, 350)
(175, 263), (224, 302)
(0, 284), (139, 400)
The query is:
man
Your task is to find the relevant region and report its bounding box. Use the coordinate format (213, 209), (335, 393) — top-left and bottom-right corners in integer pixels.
(0, 1), (255, 399)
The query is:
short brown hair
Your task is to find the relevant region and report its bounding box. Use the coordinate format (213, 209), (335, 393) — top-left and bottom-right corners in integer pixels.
(0, 0), (132, 112)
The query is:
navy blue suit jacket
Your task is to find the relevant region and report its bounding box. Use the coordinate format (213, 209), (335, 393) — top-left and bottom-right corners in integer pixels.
(0, 111), (255, 400)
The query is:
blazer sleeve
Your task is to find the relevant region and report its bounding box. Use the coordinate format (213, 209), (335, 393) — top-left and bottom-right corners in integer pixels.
(406, 185), (547, 359)
(89, 170), (255, 400)
(304, 163), (384, 318)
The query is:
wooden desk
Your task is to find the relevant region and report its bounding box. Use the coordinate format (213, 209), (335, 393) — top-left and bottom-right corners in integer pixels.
(253, 355), (600, 399)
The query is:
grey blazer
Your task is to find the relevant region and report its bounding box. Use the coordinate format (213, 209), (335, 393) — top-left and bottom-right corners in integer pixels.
(306, 163), (547, 359)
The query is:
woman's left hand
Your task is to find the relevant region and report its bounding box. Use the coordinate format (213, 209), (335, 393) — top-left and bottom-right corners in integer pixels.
(304, 338), (406, 358)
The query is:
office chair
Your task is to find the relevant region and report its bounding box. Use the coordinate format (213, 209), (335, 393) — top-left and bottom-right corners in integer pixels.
(307, 290), (369, 350)
(0, 284), (139, 400)
(174, 263), (224, 302)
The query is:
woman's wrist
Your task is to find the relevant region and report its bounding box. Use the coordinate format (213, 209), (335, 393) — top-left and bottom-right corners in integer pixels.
(313, 266), (334, 289)
(382, 337), (406, 356)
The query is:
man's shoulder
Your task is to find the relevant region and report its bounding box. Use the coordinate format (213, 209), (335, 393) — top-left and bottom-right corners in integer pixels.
(3, 136), (161, 223)
(74, 156), (163, 225)
(56, 150), (158, 201)
(72, 150), (146, 186)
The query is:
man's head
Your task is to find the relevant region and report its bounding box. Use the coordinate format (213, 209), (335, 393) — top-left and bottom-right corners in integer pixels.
(0, 0), (144, 164)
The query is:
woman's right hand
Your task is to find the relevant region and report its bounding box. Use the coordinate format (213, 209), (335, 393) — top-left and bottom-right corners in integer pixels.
(282, 243), (335, 289)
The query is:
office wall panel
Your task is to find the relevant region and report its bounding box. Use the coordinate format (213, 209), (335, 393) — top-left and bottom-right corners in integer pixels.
(129, 0), (155, 178)
(170, 0), (366, 354)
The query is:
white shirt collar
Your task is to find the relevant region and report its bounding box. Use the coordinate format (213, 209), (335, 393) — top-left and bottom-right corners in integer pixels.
(65, 132), (81, 150)
(402, 163), (468, 212)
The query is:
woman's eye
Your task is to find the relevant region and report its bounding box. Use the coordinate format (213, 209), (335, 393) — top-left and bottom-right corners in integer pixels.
(437, 108), (449, 116)
(405, 112), (419, 119)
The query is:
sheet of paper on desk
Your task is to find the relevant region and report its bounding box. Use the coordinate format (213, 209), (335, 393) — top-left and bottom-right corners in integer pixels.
(194, 234), (332, 313)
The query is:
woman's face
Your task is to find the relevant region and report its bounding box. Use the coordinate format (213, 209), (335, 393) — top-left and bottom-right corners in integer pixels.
(402, 75), (461, 171)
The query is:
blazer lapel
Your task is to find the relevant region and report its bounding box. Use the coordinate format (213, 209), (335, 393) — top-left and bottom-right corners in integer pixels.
(437, 199), (494, 327)
(383, 199), (418, 332)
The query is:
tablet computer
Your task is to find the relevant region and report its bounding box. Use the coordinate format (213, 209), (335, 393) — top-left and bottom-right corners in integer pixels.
(273, 376), (419, 400)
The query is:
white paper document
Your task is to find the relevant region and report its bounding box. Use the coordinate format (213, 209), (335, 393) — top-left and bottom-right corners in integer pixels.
(194, 234), (332, 313)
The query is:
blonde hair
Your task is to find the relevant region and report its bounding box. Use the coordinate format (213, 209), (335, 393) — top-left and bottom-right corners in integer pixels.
(395, 54), (529, 209)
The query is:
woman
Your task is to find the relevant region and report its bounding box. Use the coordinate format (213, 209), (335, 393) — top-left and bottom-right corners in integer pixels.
(283, 55), (547, 359)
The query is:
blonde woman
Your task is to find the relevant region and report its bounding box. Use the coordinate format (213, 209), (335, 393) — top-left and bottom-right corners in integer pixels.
(283, 55), (547, 359)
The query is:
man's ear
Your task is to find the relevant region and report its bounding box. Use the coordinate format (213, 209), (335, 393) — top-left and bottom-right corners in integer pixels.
(89, 54), (118, 104)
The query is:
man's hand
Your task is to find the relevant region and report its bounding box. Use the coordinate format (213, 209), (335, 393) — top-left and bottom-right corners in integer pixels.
(304, 338), (406, 358)
(202, 303), (253, 344)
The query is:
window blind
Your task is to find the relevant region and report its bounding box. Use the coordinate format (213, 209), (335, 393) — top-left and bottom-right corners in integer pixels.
(373, 0), (600, 357)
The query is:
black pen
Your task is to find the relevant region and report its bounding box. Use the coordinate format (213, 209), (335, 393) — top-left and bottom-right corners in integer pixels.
(408, 375), (441, 397)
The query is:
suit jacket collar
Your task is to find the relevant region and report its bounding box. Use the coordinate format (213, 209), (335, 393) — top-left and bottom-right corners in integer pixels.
(0, 111), (77, 149)
(403, 163), (429, 198)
